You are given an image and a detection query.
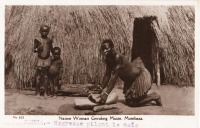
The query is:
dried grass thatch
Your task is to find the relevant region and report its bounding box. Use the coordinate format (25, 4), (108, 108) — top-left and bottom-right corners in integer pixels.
(5, 6), (194, 88)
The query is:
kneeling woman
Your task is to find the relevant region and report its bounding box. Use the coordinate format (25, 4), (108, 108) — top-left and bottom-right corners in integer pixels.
(95, 39), (162, 107)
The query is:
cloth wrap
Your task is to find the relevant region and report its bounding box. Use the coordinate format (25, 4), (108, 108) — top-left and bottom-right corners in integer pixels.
(123, 57), (152, 106)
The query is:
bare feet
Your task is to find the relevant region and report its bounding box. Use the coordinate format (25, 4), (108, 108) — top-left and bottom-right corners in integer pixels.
(155, 96), (162, 106)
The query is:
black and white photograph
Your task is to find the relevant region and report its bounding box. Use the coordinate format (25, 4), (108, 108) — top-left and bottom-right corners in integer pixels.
(5, 5), (195, 115)
(4, 5), (195, 116)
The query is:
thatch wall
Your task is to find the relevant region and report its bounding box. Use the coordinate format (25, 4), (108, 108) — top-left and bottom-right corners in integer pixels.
(5, 6), (194, 88)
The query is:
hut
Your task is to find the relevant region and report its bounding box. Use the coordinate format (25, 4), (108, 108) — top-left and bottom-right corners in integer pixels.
(5, 6), (194, 89)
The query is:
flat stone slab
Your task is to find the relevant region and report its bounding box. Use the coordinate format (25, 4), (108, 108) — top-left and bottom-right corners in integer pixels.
(74, 98), (97, 110)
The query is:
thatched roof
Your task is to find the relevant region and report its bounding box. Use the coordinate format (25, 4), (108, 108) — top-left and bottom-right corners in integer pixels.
(5, 6), (194, 88)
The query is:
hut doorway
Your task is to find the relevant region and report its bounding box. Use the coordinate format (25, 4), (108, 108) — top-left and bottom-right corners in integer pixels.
(132, 16), (161, 86)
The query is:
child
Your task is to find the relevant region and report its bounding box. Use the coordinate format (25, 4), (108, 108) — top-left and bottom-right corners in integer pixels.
(33, 25), (54, 96)
(49, 47), (63, 97)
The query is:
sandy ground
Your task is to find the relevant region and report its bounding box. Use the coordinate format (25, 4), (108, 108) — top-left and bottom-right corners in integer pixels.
(5, 84), (194, 115)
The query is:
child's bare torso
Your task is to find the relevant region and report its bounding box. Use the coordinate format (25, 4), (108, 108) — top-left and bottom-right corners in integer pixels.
(36, 37), (52, 59)
(49, 59), (63, 76)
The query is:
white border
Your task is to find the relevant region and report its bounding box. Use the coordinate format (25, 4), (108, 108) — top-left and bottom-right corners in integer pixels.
(1, 0), (197, 5)
(0, 1), (5, 117)
(1, 0), (199, 128)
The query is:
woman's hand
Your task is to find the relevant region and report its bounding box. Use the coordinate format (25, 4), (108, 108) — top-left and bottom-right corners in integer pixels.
(98, 92), (108, 104)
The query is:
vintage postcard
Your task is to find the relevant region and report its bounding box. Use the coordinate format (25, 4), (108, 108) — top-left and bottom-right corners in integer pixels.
(1, 0), (199, 128)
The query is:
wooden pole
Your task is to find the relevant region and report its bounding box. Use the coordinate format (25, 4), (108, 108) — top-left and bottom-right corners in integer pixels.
(151, 20), (161, 86)
(155, 51), (160, 86)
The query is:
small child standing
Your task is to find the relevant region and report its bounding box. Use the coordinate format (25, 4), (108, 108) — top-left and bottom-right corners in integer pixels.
(33, 25), (54, 96)
(49, 47), (63, 97)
